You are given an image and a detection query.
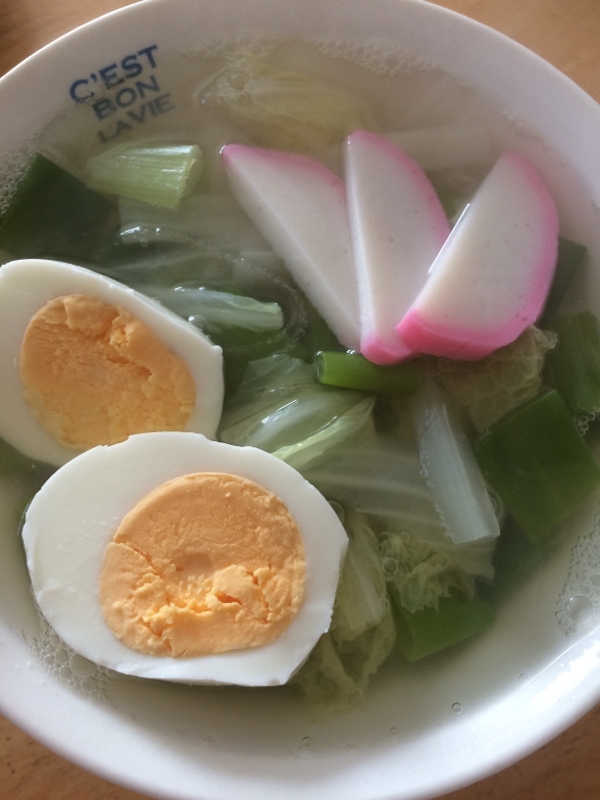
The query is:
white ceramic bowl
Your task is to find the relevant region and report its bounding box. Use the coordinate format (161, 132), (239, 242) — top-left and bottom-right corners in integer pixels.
(1, 1), (600, 799)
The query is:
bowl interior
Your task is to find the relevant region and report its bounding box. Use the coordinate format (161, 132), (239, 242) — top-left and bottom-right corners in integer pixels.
(2, 1), (600, 799)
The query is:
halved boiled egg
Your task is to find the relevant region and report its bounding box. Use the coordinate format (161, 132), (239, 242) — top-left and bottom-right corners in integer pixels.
(21, 432), (348, 686)
(0, 259), (224, 467)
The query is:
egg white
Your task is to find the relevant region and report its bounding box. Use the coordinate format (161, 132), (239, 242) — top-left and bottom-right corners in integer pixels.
(21, 432), (348, 686)
(0, 258), (224, 467)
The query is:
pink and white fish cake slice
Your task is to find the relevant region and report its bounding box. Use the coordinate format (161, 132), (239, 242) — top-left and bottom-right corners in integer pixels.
(222, 144), (360, 351)
(397, 151), (559, 360)
(345, 129), (450, 364)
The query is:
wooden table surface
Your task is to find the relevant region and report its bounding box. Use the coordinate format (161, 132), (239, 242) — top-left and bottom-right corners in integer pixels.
(1, 0), (600, 798)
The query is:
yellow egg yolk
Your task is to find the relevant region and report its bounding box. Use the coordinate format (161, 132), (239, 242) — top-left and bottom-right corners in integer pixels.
(99, 472), (307, 657)
(19, 294), (196, 450)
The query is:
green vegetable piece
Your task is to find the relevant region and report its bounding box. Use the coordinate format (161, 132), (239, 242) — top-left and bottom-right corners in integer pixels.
(394, 592), (494, 661)
(86, 144), (203, 209)
(0, 438), (53, 480)
(316, 350), (423, 395)
(539, 238), (587, 326)
(491, 516), (560, 600)
(547, 311), (600, 419)
(474, 390), (600, 541)
(0, 154), (114, 260)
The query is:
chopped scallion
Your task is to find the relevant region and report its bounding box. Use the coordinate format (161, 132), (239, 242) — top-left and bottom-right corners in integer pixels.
(316, 350), (422, 395)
